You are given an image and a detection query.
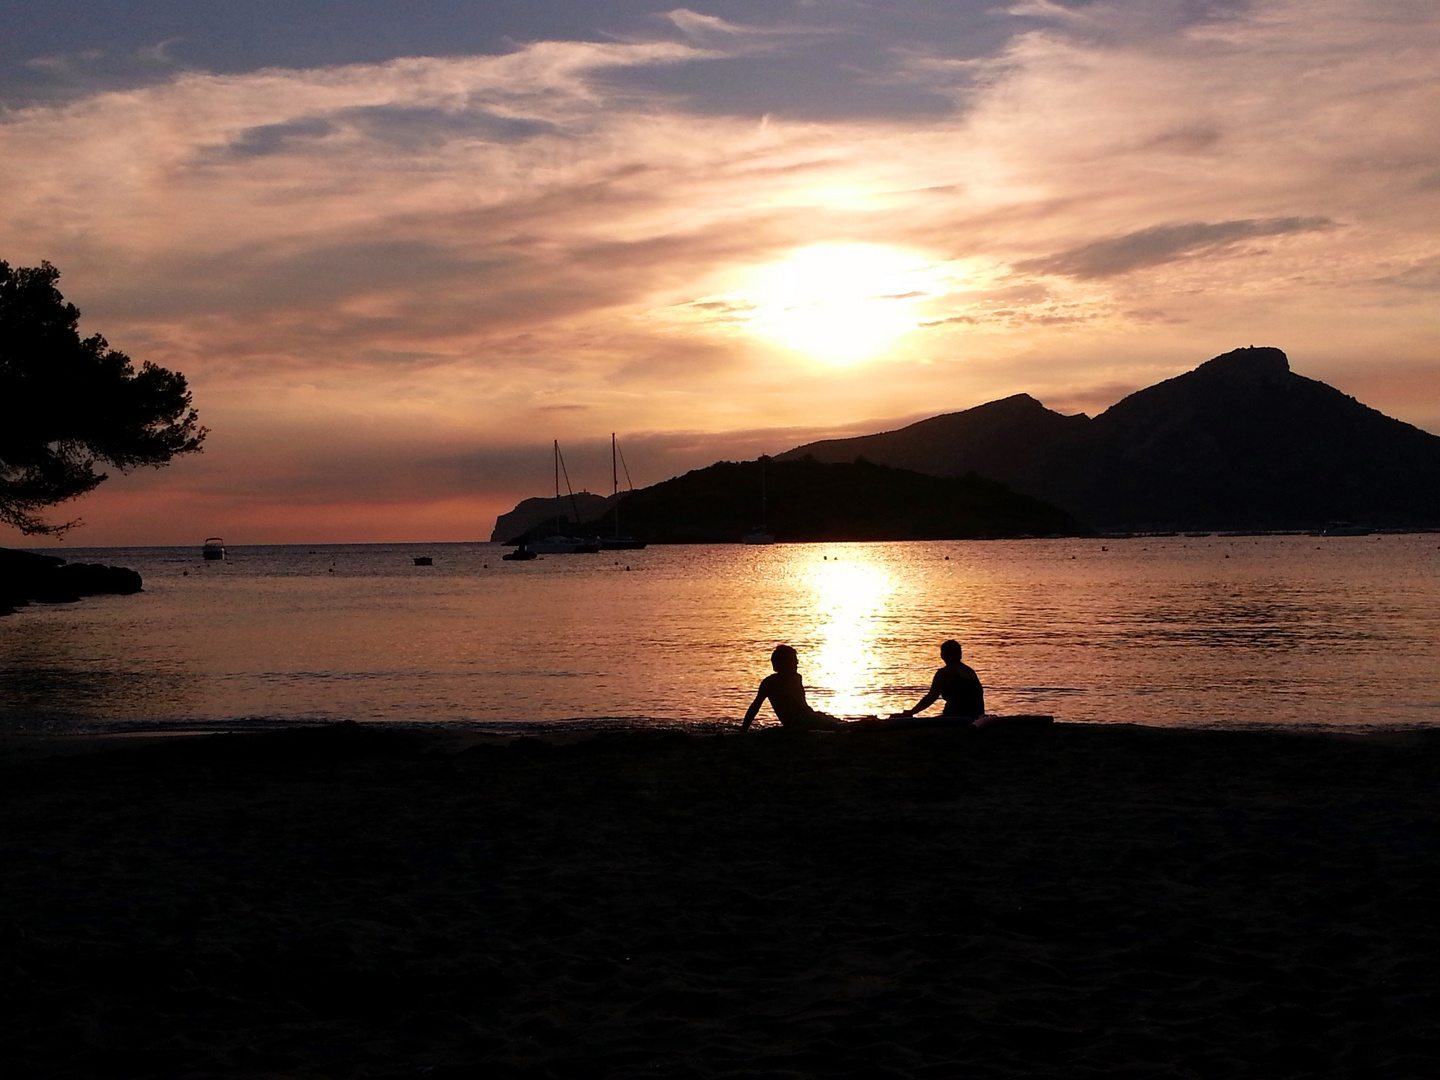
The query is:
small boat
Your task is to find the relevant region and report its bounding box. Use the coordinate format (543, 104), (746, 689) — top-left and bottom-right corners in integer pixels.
(202, 537), (225, 560)
(741, 530), (775, 545)
(502, 544), (538, 561)
(412, 556), (433, 566)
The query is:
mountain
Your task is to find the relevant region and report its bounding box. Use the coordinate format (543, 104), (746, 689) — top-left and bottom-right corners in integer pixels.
(782, 347), (1440, 531)
(779, 393), (1089, 481)
(490, 491), (615, 543)
(530, 458), (1088, 544)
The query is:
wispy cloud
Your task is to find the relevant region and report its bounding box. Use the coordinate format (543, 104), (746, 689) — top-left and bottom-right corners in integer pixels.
(1017, 217), (1336, 279)
(2, 0), (1439, 542)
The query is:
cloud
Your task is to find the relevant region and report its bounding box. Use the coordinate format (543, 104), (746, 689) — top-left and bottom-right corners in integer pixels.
(220, 117), (335, 158)
(1376, 257), (1440, 290)
(15, 40), (189, 101)
(3, 0), (1440, 543)
(1016, 217), (1336, 278)
(664, 10), (762, 40)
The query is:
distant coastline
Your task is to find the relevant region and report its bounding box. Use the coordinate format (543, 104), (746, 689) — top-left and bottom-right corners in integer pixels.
(493, 347), (1440, 546)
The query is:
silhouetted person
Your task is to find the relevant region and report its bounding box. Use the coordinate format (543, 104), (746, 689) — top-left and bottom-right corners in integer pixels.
(740, 645), (844, 731)
(899, 639), (985, 722)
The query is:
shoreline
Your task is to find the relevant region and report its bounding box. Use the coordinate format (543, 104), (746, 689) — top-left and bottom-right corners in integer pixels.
(4, 711), (1439, 747)
(4, 721), (1440, 1077)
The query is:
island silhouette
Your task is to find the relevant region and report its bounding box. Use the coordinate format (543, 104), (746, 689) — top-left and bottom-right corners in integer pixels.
(781, 347), (1440, 532)
(496, 347), (1440, 542)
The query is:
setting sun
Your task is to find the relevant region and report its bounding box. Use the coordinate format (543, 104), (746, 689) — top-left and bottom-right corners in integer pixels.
(745, 244), (935, 365)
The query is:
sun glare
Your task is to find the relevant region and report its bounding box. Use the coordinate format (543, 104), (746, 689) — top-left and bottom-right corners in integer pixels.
(807, 556), (893, 716)
(746, 244), (934, 366)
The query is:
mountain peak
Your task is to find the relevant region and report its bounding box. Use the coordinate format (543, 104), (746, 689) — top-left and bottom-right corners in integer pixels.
(773, 345), (1440, 530)
(1194, 346), (1290, 380)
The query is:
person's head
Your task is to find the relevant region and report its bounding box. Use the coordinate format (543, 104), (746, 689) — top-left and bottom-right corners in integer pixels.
(771, 644), (799, 673)
(940, 639), (963, 664)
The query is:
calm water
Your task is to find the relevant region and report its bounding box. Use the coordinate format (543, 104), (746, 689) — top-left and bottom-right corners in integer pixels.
(3, 536), (1439, 733)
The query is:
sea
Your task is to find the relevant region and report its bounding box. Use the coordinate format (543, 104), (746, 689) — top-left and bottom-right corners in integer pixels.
(3, 535), (1439, 734)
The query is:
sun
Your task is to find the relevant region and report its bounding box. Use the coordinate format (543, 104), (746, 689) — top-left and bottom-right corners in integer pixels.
(745, 243), (935, 365)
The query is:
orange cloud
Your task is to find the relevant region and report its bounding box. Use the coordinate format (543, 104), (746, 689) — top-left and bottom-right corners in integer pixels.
(3, 0), (1438, 544)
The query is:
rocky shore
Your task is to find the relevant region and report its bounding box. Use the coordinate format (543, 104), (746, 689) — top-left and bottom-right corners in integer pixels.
(0, 546), (142, 615)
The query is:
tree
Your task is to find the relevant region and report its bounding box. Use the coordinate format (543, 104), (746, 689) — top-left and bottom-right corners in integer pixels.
(0, 260), (205, 535)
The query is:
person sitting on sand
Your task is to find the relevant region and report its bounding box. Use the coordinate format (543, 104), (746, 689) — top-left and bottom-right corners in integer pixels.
(740, 645), (845, 732)
(898, 639), (985, 722)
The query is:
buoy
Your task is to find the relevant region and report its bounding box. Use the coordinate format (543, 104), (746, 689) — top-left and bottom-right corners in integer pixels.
(626, 565), (631, 571)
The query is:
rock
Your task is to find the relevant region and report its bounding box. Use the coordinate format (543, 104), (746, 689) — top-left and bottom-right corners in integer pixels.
(0, 547), (144, 614)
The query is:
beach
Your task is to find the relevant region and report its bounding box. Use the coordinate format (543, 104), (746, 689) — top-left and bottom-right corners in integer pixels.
(3, 721), (1439, 1078)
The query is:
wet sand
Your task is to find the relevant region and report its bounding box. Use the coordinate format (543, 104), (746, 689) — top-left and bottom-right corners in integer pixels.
(3, 721), (1440, 1078)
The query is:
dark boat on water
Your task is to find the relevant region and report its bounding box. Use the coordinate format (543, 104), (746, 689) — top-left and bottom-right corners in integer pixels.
(202, 537), (225, 560)
(520, 441), (604, 555)
(597, 433), (646, 550)
(502, 544), (537, 562)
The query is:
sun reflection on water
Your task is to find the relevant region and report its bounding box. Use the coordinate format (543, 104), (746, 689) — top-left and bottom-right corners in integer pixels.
(806, 556), (893, 716)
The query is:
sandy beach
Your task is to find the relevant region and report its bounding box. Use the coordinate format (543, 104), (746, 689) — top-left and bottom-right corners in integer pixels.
(3, 721), (1440, 1078)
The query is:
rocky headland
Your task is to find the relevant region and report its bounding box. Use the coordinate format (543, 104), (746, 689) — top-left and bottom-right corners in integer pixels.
(0, 547), (142, 615)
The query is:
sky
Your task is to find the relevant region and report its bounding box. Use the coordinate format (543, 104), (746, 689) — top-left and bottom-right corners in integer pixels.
(3, 0), (1438, 546)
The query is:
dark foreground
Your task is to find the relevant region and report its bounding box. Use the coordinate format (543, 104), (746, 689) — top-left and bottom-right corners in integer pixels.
(3, 722), (1440, 1079)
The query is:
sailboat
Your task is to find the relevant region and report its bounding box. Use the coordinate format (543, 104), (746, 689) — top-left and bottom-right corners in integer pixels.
(741, 456), (776, 545)
(596, 433), (646, 551)
(527, 441), (601, 554)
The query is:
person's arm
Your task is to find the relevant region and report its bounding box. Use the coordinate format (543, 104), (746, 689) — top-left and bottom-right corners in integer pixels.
(740, 680), (771, 731)
(901, 669), (946, 717)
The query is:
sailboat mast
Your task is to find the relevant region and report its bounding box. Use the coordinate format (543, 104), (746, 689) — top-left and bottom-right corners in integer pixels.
(611, 433), (620, 536)
(761, 456), (767, 531)
(553, 439), (561, 534)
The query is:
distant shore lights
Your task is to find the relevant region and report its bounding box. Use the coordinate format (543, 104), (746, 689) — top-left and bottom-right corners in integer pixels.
(746, 243), (938, 366)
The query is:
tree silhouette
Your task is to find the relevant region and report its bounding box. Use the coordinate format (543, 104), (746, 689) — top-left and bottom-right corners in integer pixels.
(1, 260), (205, 535)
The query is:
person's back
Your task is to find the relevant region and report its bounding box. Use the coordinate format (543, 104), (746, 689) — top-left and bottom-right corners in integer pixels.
(937, 659), (984, 718)
(755, 670), (814, 726)
(741, 645), (843, 731)
(898, 639), (985, 722)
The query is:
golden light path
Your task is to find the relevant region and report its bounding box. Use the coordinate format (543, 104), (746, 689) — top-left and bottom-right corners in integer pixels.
(745, 243), (937, 365)
(806, 556), (895, 716)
